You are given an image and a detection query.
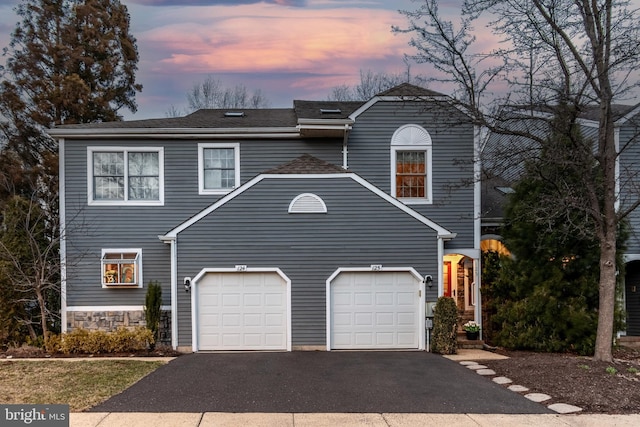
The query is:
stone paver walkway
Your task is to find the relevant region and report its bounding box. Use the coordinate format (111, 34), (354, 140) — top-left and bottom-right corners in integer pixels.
(449, 350), (583, 414)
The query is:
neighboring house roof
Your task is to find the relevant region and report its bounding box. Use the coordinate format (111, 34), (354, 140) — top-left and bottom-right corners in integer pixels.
(579, 104), (637, 122)
(265, 153), (348, 174)
(481, 173), (513, 225)
(376, 82), (446, 98)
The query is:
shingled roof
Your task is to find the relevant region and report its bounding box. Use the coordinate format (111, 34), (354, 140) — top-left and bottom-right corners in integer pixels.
(54, 108), (298, 129)
(377, 83), (446, 98)
(264, 154), (347, 174)
(293, 100), (363, 120)
(48, 83), (450, 134)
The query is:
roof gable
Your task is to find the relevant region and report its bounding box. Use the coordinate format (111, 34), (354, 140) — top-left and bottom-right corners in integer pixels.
(160, 155), (454, 240)
(264, 154), (347, 174)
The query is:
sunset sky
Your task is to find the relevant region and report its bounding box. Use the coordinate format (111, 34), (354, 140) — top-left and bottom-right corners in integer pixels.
(0, 1), (638, 120)
(0, 0), (457, 119)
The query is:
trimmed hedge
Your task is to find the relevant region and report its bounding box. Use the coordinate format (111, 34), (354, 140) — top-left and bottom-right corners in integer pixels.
(45, 327), (154, 354)
(431, 296), (458, 354)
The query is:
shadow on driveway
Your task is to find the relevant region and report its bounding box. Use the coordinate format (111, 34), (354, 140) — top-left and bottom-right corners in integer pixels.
(90, 351), (551, 414)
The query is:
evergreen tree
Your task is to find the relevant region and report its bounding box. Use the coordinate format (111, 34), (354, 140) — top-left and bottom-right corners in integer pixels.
(0, 0), (141, 167)
(492, 107), (602, 355)
(0, 0), (141, 347)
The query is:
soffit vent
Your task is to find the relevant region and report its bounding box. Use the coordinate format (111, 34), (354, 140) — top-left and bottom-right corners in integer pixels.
(320, 109), (342, 114)
(224, 112), (245, 117)
(288, 193), (327, 213)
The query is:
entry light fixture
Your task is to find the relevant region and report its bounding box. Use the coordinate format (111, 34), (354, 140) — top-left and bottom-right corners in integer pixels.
(425, 275), (433, 288)
(184, 277), (191, 292)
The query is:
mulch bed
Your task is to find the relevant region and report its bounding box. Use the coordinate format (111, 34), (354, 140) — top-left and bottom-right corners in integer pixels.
(481, 346), (640, 414)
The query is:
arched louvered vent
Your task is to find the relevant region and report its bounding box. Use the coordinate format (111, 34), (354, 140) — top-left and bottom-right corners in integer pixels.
(391, 124), (432, 146)
(288, 193), (327, 213)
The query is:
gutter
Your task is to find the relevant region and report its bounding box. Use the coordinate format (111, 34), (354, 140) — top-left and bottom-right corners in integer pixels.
(46, 127), (301, 139)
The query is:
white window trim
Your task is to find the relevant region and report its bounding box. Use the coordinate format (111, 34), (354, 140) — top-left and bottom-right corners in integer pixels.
(87, 147), (164, 206)
(390, 124), (433, 205)
(101, 248), (143, 288)
(198, 142), (240, 195)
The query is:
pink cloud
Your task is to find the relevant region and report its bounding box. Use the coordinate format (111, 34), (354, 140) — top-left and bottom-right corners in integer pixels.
(140, 4), (411, 78)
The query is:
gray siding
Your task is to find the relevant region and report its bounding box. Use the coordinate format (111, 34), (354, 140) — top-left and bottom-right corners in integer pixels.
(175, 177), (440, 347)
(619, 120), (640, 255)
(63, 138), (344, 306)
(347, 101), (476, 250)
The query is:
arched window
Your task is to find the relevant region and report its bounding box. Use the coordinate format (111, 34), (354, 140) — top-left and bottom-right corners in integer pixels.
(390, 124), (432, 204)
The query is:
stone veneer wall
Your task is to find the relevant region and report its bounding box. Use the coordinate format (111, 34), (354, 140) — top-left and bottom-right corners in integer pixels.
(67, 310), (172, 345)
(68, 310), (147, 331)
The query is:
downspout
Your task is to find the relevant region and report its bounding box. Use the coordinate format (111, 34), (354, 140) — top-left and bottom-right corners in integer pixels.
(161, 236), (178, 350)
(437, 237), (444, 297)
(342, 124), (351, 169)
(474, 125), (484, 337)
(59, 138), (67, 333)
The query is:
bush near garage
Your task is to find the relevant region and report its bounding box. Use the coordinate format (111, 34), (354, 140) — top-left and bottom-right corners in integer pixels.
(431, 296), (458, 354)
(45, 327), (154, 354)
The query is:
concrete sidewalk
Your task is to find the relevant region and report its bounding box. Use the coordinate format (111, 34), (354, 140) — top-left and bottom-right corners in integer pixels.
(70, 412), (640, 426)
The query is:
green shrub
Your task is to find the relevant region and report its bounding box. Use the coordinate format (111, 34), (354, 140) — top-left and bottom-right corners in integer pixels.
(58, 327), (154, 354)
(144, 281), (163, 345)
(431, 296), (458, 354)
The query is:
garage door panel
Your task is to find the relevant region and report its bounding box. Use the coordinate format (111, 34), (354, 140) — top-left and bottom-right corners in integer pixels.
(222, 313), (241, 326)
(375, 292), (394, 305)
(333, 292), (352, 305)
(331, 271), (420, 350)
(398, 312), (416, 325)
(376, 312), (394, 326)
(222, 294), (240, 306)
(355, 332), (373, 345)
(397, 332), (416, 345)
(397, 292), (415, 305)
(243, 313), (261, 326)
(243, 293), (261, 306)
(264, 293), (285, 307)
(197, 272), (288, 351)
(375, 333), (394, 346)
(265, 313), (284, 326)
(333, 312), (352, 327)
(354, 312), (373, 326)
(265, 334), (285, 346)
(354, 292), (372, 305)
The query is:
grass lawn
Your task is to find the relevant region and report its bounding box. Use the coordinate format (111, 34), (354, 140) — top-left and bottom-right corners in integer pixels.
(0, 359), (165, 411)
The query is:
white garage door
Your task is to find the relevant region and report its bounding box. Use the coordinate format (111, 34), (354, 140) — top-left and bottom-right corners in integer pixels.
(196, 272), (288, 351)
(330, 271), (421, 349)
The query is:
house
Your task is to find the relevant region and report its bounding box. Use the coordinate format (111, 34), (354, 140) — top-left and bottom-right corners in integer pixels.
(48, 83), (481, 352)
(480, 104), (640, 340)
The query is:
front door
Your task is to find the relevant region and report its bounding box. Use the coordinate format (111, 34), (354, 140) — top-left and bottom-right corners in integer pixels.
(626, 261), (640, 336)
(443, 261), (452, 298)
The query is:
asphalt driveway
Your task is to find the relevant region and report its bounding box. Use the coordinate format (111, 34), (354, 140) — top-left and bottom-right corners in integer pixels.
(90, 351), (552, 414)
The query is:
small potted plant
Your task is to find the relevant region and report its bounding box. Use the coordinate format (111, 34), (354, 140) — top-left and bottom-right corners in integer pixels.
(463, 321), (480, 340)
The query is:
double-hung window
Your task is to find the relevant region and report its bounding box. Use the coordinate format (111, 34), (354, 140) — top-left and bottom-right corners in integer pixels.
(101, 249), (142, 288)
(88, 147), (164, 206)
(198, 143), (240, 195)
(390, 124), (433, 204)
